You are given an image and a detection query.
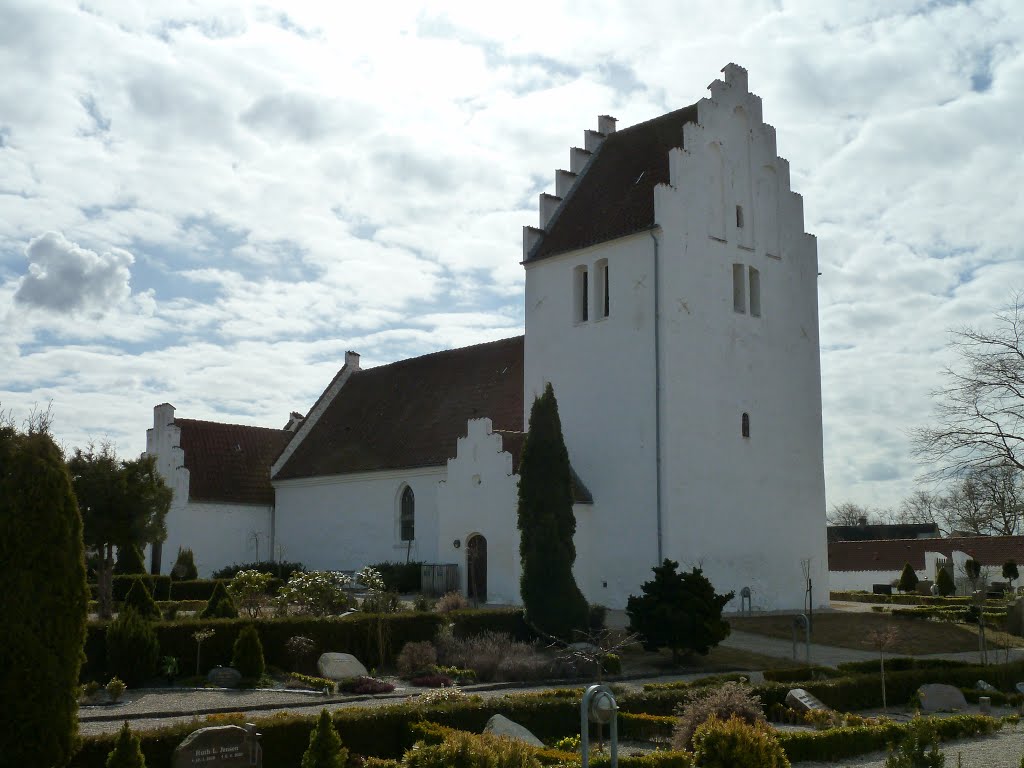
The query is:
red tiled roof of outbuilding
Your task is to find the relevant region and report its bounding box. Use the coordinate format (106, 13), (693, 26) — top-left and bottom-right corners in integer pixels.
(176, 419), (292, 505)
(828, 535), (1024, 572)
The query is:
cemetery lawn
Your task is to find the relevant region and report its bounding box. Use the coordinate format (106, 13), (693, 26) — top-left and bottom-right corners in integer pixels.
(729, 612), (1024, 655)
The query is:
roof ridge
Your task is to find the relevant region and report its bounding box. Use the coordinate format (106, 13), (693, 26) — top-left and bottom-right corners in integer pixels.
(351, 334), (525, 374)
(609, 101), (702, 140)
(175, 417), (289, 434)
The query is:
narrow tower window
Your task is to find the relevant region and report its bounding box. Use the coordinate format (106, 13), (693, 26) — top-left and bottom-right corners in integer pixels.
(736, 205), (744, 228)
(574, 265), (589, 322)
(748, 266), (761, 317)
(400, 486), (415, 541)
(732, 264), (746, 314)
(742, 412), (750, 438)
(595, 259), (610, 318)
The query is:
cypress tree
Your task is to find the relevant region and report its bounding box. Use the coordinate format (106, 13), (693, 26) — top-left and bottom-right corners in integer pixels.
(517, 383), (589, 639)
(107, 608), (160, 687)
(106, 721), (146, 768)
(170, 547), (198, 581)
(201, 580), (238, 619)
(232, 624), (266, 679)
(301, 708), (348, 768)
(0, 424), (88, 767)
(897, 562), (919, 594)
(936, 566), (956, 597)
(123, 577), (160, 619)
(114, 543), (147, 575)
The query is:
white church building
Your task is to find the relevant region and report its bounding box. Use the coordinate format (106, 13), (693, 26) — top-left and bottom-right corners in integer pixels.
(146, 64), (829, 611)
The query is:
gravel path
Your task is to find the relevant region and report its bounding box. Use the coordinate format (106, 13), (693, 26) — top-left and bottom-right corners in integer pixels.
(798, 726), (1024, 767)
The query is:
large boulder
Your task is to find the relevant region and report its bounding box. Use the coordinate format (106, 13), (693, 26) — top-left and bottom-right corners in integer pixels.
(317, 652), (369, 681)
(483, 714), (544, 747)
(918, 684), (967, 712)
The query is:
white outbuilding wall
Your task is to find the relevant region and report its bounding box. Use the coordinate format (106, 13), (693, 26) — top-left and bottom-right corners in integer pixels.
(273, 467), (443, 573)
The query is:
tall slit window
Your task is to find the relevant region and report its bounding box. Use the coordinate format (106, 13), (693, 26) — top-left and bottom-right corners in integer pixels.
(574, 265), (589, 322)
(742, 412), (750, 438)
(596, 258), (609, 318)
(732, 264), (746, 313)
(400, 486), (415, 541)
(748, 266), (761, 317)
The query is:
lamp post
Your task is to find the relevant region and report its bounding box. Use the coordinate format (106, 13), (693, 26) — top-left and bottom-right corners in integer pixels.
(581, 684), (618, 768)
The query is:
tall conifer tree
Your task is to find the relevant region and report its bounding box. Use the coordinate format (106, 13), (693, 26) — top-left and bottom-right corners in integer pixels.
(0, 423), (88, 767)
(517, 383), (589, 639)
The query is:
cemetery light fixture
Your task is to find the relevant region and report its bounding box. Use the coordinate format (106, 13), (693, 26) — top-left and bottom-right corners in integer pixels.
(453, 539), (461, 549)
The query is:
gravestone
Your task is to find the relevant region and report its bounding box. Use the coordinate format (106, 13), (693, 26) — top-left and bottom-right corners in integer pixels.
(1015, 682), (1024, 694)
(872, 584), (892, 596)
(483, 714), (544, 747)
(173, 724), (261, 768)
(976, 680), (997, 692)
(317, 652), (368, 680)
(206, 667), (242, 688)
(1008, 599), (1024, 637)
(745, 670), (766, 685)
(785, 688), (829, 712)
(918, 684), (967, 712)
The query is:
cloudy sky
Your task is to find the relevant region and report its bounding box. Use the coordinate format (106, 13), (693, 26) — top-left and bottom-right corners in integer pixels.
(2, 0), (1022, 511)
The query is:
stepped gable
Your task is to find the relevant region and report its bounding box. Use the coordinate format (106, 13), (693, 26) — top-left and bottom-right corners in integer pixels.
(175, 419), (291, 505)
(275, 336), (524, 480)
(528, 103), (700, 261)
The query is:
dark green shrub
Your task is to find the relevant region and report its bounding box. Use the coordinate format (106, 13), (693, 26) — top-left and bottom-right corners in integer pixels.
(371, 561), (423, 593)
(89, 575), (172, 602)
(691, 716), (789, 768)
(114, 544), (147, 575)
(301, 709), (348, 768)
(837, 658), (971, 675)
(105, 721), (146, 767)
(762, 666), (841, 683)
(898, 563), (919, 594)
(212, 560), (306, 579)
(627, 560), (733, 661)
(517, 383), (590, 640)
(107, 608), (159, 687)
(936, 568), (956, 596)
(588, 603), (607, 631)
(602, 653), (622, 675)
(123, 578), (160, 620)
(232, 624), (266, 679)
(201, 581), (238, 618)
(170, 547), (198, 581)
(0, 425), (88, 768)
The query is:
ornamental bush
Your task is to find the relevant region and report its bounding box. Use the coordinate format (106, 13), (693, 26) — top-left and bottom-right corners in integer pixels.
(123, 577), (161, 620)
(403, 730), (541, 768)
(627, 559), (734, 661)
(0, 424), (88, 768)
(107, 608), (160, 687)
(936, 568), (956, 597)
(884, 717), (945, 768)
(691, 715), (790, 768)
(277, 571), (352, 616)
(397, 641), (438, 677)
(228, 569), (273, 618)
(114, 544), (147, 575)
(170, 547), (198, 581)
(232, 624), (266, 679)
(898, 563), (919, 594)
(105, 721), (146, 768)
(302, 709), (348, 768)
(201, 580), (238, 619)
(672, 680), (765, 750)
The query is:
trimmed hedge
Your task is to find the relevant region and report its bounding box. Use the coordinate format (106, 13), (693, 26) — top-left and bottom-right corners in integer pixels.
(836, 658), (973, 674)
(81, 608), (532, 681)
(762, 666), (843, 683)
(90, 575), (171, 602)
(829, 591), (1003, 607)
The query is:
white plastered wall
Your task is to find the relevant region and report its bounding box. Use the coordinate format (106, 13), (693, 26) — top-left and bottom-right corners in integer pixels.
(436, 418), (521, 605)
(273, 467), (443, 572)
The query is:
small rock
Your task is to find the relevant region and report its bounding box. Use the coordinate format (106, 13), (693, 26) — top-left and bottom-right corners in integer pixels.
(317, 652), (368, 681)
(483, 714), (544, 747)
(1015, 682), (1024, 695)
(918, 684), (967, 712)
(206, 666), (242, 688)
(976, 680), (997, 692)
(785, 688), (829, 712)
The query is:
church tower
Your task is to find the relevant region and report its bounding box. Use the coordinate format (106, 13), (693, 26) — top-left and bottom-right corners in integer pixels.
(522, 64), (828, 610)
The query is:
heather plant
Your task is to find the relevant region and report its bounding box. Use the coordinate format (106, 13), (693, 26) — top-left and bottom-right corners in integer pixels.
(277, 571), (352, 616)
(672, 680), (765, 750)
(228, 569), (273, 618)
(435, 590), (469, 613)
(397, 641), (438, 677)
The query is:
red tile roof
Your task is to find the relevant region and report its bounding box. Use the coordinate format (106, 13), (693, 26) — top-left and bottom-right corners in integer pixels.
(829, 536), (1024, 572)
(828, 523), (940, 542)
(274, 336), (525, 480)
(528, 103), (700, 261)
(176, 419), (292, 505)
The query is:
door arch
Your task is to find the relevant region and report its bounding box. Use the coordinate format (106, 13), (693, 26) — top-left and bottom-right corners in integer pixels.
(466, 534), (487, 604)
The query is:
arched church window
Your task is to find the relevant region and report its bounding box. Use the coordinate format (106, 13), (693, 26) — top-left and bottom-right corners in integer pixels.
(400, 486), (415, 541)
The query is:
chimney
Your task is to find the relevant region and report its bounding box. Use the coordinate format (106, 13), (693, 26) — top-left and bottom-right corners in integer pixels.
(857, 516), (868, 527)
(598, 114), (617, 135)
(345, 351), (360, 370)
(284, 411), (305, 432)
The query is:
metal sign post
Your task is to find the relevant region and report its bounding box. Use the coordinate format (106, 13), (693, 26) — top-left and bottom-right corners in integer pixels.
(581, 684), (618, 768)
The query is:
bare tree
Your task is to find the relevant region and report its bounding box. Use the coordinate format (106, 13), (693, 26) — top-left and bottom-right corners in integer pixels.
(827, 502), (877, 526)
(892, 490), (943, 529)
(912, 296), (1024, 480)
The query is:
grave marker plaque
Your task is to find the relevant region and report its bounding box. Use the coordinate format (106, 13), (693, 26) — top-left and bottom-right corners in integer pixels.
(173, 724), (261, 768)
(206, 667), (242, 688)
(785, 688), (829, 712)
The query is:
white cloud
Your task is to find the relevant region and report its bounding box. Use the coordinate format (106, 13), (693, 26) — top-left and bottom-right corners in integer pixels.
(13, 232), (134, 314)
